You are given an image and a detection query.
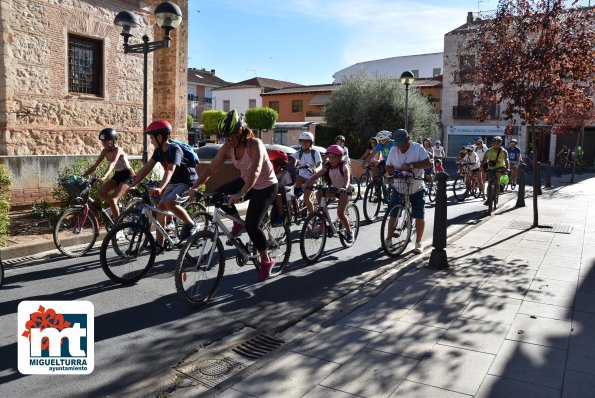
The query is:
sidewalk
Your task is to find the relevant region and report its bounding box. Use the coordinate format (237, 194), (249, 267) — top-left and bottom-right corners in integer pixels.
(166, 175), (595, 398)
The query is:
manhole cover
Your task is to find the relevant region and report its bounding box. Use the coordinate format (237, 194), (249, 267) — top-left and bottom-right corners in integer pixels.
(506, 221), (573, 234)
(186, 357), (244, 388)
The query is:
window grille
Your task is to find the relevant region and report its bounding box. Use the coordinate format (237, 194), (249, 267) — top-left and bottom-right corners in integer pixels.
(68, 34), (103, 95)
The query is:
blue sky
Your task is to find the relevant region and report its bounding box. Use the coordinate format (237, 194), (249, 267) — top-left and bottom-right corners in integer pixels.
(187, 1), (499, 85)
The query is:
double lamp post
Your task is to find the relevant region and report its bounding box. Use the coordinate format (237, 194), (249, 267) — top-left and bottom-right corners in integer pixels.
(114, 1), (183, 163)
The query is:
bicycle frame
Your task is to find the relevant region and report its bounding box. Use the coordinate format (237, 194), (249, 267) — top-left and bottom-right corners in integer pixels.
(313, 194), (342, 237)
(137, 203), (184, 248)
(203, 205), (254, 264)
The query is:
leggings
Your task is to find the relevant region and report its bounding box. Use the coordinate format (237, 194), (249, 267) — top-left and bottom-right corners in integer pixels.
(215, 178), (278, 251)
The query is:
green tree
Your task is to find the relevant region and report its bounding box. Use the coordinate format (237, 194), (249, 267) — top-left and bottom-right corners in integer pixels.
(324, 72), (439, 157)
(245, 107), (278, 138)
(202, 110), (227, 137)
(0, 164), (11, 246)
(187, 114), (194, 131)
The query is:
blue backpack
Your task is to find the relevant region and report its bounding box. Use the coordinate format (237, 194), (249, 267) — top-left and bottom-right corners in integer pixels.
(169, 140), (199, 166)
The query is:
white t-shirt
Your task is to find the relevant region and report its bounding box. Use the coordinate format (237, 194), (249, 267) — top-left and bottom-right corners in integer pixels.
(474, 145), (487, 162)
(386, 142), (428, 194)
(293, 150), (322, 179)
(461, 152), (480, 170)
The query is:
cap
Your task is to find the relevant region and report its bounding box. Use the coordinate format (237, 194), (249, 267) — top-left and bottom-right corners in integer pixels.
(393, 129), (410, 147)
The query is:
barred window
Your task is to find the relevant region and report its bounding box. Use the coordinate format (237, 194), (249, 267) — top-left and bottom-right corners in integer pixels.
(68, 34), (103, 96)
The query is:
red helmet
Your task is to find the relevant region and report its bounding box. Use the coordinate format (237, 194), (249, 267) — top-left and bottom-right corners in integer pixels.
(326, 144), (345, 156)
(268, 149), (288, 165)
(145, 119), (172, 136)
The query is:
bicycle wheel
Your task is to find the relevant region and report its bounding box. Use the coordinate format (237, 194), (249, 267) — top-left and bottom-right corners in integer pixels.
(264, 223), (292, 277)
(100, 222), (156, 285)
(380, 204), (413, 257)
(0, 260), (4, 287)
(363, 181), (382, 222)
(338, 203), (360, 248)
(471, 176), (481, 198)
(452, 175), (468, 202)
(427, 181), (436, 203)
(175, 230), (225, 307)
(299, 212), (327, 264)
(53, 207), (99, 258)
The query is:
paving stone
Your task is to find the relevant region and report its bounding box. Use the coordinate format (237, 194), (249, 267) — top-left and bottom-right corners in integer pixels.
(475, 374), (560, 398)
(517, 301), (572, 321)
(292, 325), (380, 364)
(578, 275), (595, 293)
(389, 380), (470, 397)
(480, 270), (535, 300)
(516, 239), (550, 249)
(506, 314), (571, 349)
(368, 321), (446, 359)
(400, 300), (467, 329)
(406, 344), (495, 396)
(338, 305), (409, 333)
(566, 335), (595, 376)
(422, 284), (478, 304)
(562, 370), (595, 398)
(320, 348), (418, 398)
(232, 352), (340, 398)
(535, 266), (580, 283)
(370, 279), (436, 310)
(507, 247), (548, 260)
(573, 291), (595, 314)
(302, 385), (360, 398)
(525, 277), (577, 307)
(488, 340), (566, 390)
(503, 256), (542, 270)
(459, 293), (521, 324)
(523, 231), (555, 242)
(542, 256), (581, 270)
(572, 310), (595, 339)
(439, 318), (510, 354)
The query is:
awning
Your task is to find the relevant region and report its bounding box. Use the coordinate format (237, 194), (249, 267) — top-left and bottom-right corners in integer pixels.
(309, 95), (330, 106)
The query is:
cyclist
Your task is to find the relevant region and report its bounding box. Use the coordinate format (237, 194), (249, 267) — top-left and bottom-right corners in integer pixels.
(129, 119), (198, 251)
(506, 138), (522, 188)
(359, 137), (379, 163)
(459, 144), (483, 197)
(188, 110), (278, 282)
(304, 144), (354, 243)
(369, 130), (394, 177)
(432, 140), (446, 163)
(384, 129), (432, 254)
(421, 138), (435, 182)
(474, 138), (488, 196)
(557, 145), (570, 168)
(480, 136), (509, 205)
(83, 128), (134, 220)
(292, 131), (322, 213)
(334, 135), (351, 164)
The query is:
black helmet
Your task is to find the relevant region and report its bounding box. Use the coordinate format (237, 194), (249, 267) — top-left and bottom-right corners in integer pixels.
(335, 135), (346, 143)
(218, 109), (246, 137)
(99, 128), (117, 141)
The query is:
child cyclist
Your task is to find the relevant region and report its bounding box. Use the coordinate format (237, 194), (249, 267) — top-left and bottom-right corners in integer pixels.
(292, 131), (322, 213)
(304, 145), (354, 244)
(268, 149), (292, 226)
(83, 127), (134, 220)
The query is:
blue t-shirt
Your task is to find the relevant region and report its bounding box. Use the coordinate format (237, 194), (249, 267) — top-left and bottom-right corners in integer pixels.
(151, 143), (198, 185)
(375, 140), (394, 159)
(507, 146), (521, 162)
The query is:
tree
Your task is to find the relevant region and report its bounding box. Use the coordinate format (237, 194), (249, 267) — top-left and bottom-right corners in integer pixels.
(245, 107), (278, 138)
(187, 114), (194, 131)
(467, 0), (594, 226)
(324, 72), (440, 158)
(202, 110), (226, 138)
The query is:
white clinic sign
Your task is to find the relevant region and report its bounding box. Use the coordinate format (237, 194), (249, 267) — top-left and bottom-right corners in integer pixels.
(447, 126), (507, 136)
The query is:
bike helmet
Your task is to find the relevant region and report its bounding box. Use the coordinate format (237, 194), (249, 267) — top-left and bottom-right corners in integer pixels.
(435, 140), (441, 144)
(326, 144), (345, 156)
(145, 119), (172, 136)
(218, 109), (245, 137)
(299, 131), (314, 141)
(465, 145), (474, 151)
(268, 149), (288, 166)
(335, 135), (346, 142)
(500, 174), (509, 185)
(99, 128), (117, 141)
(493, 136), (503, 142)
(376, 130), (392, 141)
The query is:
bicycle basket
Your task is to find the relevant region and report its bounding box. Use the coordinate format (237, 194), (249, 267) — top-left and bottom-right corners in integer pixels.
(393, 176), (412, 195)
(60, 176), (90, 197)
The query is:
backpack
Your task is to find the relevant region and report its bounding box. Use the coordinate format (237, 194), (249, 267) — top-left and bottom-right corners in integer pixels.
(169, 140), (199, 166)
(322, 162), (346, 186)
(298, 148), (318, 166)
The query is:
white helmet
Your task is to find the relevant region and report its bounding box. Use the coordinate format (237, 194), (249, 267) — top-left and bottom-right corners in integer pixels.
(299, 131), (314, 141)
(376, 130), (392, 141)
(465, 145), (474, 151)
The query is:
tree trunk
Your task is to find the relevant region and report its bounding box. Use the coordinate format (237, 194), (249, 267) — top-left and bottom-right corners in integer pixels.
(531, 125), (539, 227)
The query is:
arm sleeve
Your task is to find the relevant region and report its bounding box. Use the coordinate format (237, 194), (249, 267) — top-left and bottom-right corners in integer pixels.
(169, 145), (183, 166)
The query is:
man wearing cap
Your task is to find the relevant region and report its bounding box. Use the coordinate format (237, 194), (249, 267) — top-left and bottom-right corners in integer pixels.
(385, 129), (432, 254)
(506, 138), (522, 189)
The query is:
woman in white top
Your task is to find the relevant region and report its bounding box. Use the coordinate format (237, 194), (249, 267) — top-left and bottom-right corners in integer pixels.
(474, 138), (488, 197)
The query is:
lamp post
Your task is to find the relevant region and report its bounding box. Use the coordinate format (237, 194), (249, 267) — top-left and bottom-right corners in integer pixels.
(400, 70), (415, 132)
(114, 1), (183, 163)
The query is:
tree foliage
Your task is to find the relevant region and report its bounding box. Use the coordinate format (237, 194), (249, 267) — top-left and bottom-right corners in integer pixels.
(187, 114), (194, 131)
(324, 72), (440, 158)
(202, 110), (226, 135)
(245, 107), (278, 131)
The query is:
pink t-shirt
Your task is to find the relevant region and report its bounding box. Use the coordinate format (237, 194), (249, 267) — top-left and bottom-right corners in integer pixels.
(327, 163), (351, 190)
(229, 140), (277, 190)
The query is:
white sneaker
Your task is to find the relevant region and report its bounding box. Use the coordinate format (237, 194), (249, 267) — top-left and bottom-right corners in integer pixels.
(384, 238), (393, 248)
(115, 230), (125, 240)
(413, 242), (423, 254)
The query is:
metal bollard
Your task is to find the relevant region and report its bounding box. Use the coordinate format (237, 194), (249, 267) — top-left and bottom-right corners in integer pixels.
(516, 162), (526, 208)
(428, 172), (449, 270)
(545, 160), (552, 188)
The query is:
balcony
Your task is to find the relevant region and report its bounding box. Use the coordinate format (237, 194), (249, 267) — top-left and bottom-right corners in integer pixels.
(453, 104), (500, 120)
(453, 70), (475, 84)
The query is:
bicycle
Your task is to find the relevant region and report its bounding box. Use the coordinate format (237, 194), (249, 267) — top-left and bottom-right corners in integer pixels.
(353, 163), (372, 203)
(452, 164), (481, 202)
(299, 185), (360, 264)
(425, 176), (436, 203)
(362, 165), (393, 222)
(99, 187), (209, 285)
(486, 167), (508, 215)
(175, 193), (292, 307)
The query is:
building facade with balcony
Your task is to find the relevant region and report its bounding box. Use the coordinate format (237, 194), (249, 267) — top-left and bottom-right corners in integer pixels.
(187, 68), (228, 125)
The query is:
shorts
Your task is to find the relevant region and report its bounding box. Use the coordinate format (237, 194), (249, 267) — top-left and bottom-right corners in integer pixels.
(160, 183), (191, 205)
(111, 169), (133, 185)
(424, 167), (434, 176)
(510, 161), (519, 167)
(389, 189), (425, 219)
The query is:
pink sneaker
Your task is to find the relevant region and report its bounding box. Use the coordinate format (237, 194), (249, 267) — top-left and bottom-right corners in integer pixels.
(230, 222), (246, 237)
(257, 258), (276, 282)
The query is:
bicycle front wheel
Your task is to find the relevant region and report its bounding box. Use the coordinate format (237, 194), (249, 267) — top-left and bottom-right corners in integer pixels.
(380, 204), (413, 257)
(175, 230), (225, 307)
(363, 182), (382, 222)
(266, 223), (292, 277)
(471, 177), (481, 198)
(300, 213), (327, 264)
(426, 181), (436, 203)
(53, 207), (99, 258)
(452, 175), (468, 202)
(100, 222), (156, 285)
(339, 203), (360, 248)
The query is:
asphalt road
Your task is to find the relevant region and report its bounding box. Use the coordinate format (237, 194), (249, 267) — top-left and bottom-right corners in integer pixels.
(0, 183), (519, 398)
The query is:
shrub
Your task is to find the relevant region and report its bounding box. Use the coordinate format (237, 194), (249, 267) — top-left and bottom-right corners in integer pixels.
(0, 164), (12, 247)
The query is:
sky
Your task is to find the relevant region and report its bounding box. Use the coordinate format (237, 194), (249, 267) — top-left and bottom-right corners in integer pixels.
(187, 1), (500, 86)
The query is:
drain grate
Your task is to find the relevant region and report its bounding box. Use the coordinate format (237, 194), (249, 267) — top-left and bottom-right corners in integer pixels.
(2, 255), (40, 266)
(507, 221), (573, 234)
(186, 357), (244, 388)
(232, 334), (285, 360)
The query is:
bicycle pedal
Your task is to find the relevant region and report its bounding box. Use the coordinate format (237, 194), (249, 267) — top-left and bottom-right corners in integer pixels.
(225, 239), (234, 246)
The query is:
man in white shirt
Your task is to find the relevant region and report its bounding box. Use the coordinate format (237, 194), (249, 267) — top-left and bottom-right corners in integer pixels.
(432, 140), (446, 161)
(385, 129), (432, 254)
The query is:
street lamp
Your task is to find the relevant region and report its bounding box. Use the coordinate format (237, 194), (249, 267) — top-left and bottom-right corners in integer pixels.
(400, 70), (415, 132)
(114, 1), (183, 162)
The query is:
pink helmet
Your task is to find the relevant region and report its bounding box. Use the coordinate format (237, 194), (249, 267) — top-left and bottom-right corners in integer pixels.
(326, 144), (344, 156)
